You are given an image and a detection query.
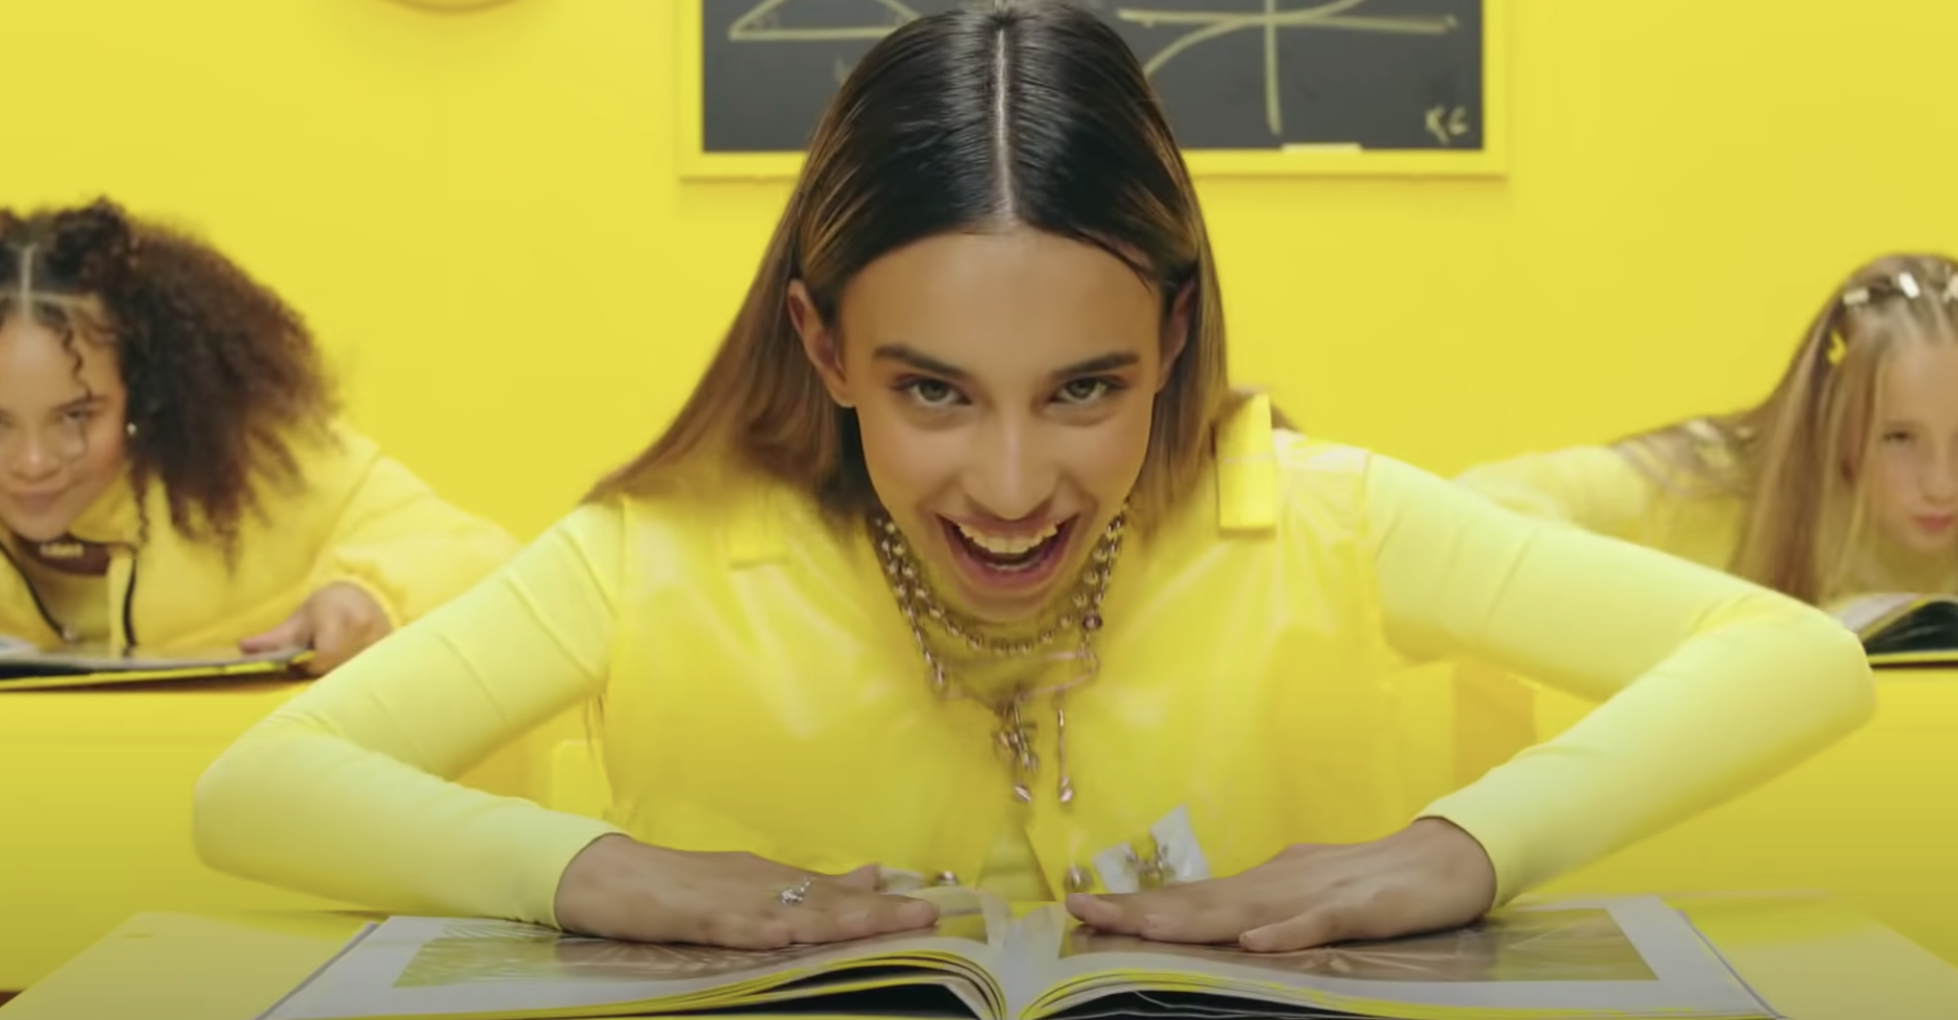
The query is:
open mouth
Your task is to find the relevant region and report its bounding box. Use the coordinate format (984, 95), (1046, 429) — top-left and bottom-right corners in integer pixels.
(941, 515), (1076, 590)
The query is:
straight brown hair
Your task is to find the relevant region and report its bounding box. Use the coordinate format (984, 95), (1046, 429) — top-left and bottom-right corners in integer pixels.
(586, 0), (1234, 531)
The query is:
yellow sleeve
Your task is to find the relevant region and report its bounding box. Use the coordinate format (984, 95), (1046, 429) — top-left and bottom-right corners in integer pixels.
(1357, 454), (1873, 905)
(1452, 445), (1659, 540)
(295, 424), (523, 629)
(192, 501), (626, 924)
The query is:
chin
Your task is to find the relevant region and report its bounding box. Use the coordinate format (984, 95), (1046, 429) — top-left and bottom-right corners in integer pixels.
(1911, 536), (1958, 556)
(3, 520), (68, 543)
(1882, 529), (1956, 557)
(0, 504), (80, 543)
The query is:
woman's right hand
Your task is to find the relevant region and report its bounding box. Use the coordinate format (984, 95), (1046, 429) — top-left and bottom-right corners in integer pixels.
(552, 834), (941, 948)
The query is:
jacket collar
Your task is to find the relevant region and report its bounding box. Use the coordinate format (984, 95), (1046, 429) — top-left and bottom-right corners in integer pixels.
(1214, 391), (1278, 532)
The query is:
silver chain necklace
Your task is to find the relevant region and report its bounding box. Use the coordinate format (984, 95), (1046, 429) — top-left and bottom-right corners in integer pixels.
(868, 509), (1126, 805)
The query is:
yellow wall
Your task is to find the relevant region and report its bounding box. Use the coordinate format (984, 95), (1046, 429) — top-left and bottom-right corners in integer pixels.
(12, 0), (1957, 542)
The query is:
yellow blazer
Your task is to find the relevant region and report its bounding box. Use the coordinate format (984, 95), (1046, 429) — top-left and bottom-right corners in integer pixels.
(193, 400), (1872, 926)
(0, 421), (519, 650)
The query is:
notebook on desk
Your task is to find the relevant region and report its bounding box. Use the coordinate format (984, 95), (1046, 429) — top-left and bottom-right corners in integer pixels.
(253, 888), (1778, 1020)
(1830, 592), (1958, 667)
(0, 633), (310, 690)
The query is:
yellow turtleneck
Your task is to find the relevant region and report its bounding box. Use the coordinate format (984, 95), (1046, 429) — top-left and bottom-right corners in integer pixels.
(192, 415), (1874, 927)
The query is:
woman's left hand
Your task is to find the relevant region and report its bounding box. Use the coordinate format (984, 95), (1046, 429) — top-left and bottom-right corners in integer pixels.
(1064, 818), (1498, 952)
(240, 582), (393, 676)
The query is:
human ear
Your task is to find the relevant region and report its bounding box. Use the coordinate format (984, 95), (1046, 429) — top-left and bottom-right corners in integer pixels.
(1156, 281), (1196, 392)
(787, 280), (854, 408)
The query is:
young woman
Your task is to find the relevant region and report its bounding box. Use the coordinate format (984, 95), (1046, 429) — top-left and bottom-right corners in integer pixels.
(0, 199), (519, 674)
(193, 0), (1872, 953)
(1457, 253), (1958, 605)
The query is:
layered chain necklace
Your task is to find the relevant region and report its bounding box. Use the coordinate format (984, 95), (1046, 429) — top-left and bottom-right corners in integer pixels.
(868, 509), (1126, 807)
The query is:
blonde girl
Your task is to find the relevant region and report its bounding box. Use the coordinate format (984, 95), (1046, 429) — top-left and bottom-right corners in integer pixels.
(1457, 253), (1958, 606)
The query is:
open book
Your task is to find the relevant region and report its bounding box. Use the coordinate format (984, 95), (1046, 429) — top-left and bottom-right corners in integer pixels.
(1829, 592), (1958, 667)
(255, 888), (1774, 1020)
(0, 633), (310, 690)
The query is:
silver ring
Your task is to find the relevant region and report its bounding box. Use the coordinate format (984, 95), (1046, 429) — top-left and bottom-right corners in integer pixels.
(777, 877), (815, 907)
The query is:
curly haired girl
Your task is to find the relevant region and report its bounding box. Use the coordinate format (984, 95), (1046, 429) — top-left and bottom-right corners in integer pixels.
(0, 198), (518, 674)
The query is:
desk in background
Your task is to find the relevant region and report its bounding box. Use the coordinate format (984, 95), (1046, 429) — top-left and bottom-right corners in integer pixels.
(4, 895), (1957, 1020)
(1453, 663), (1958, 964)
(0, 679), (544, 991)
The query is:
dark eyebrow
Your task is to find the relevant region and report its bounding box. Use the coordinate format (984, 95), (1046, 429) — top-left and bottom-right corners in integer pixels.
(871, 344), (1140, 381)
(1055, 352), (1141, 378)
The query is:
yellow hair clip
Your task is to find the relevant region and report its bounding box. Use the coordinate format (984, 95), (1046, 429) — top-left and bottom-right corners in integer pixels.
(1826, 331), (1848, 367)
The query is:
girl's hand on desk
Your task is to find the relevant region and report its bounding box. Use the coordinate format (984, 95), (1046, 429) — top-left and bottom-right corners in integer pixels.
(1064, 817), (1498, 952)
(552, 834), (941, 948)
(240, 582), (392, 675)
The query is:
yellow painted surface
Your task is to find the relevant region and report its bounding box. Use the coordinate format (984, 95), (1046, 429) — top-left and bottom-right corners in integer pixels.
(1523, 670), (1958, 966)
(3, 0), (1956, 995)
(0, 684), (537, 989)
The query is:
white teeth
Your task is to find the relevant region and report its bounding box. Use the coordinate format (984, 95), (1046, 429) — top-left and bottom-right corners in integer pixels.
(956, 522), (1059, 556)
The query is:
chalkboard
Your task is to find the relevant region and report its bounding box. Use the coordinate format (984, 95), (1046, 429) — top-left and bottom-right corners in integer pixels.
(680, 0), (1500, 178)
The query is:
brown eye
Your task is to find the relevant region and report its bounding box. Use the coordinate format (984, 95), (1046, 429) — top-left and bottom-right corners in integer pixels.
(1057, 378), (1115, 405)
(903, 378), (960, 407)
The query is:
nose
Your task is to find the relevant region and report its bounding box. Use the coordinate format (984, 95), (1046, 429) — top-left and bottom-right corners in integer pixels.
(964, 413), (1057, 522)
(6, 433), (63, 484)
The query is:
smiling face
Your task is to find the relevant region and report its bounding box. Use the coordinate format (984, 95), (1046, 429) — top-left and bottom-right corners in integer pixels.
(1863, 341), (1958, 556)
(0, 312), (129, 541)
(792, 227), (1188, 624)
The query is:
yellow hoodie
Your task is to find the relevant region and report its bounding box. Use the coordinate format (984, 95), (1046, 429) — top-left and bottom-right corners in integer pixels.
(0, 422), (520, 653)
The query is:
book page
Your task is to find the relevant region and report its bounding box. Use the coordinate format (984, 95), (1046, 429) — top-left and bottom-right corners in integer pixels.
(1019, 896), (1770, 1020)
(0, 641), (304, 683)
(259, 885), (1012, 1020)
(1826, 592), (1930, 637)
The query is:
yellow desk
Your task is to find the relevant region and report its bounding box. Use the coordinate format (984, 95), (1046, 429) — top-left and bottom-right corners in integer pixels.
(0, 680), (540, 991)
(3, 895), (1956, 1019)
(1462, 666), (1958, 965)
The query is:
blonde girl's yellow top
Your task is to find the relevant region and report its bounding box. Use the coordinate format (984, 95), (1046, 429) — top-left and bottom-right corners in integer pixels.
(0, 421), (521, 651)
(193, 400), (1874, 926)
(1451, 429), (1746, 574)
